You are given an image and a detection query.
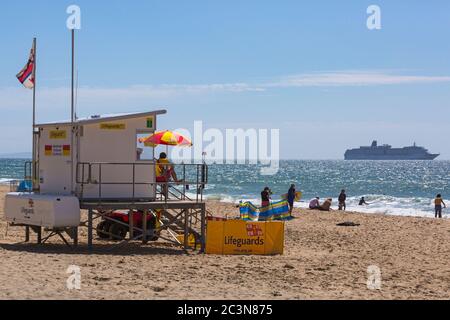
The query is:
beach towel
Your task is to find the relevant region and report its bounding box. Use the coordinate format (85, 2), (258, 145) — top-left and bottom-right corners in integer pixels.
(239, 200), (292, 222)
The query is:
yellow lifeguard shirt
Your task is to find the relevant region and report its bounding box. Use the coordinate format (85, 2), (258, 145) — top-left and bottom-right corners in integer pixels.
(156, 159), (170, 177)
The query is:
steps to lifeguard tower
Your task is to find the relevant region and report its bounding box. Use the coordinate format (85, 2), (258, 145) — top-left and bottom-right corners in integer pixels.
(81, 200), (207, 253)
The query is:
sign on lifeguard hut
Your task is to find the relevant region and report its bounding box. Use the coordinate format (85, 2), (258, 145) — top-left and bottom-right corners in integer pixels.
(5, 110), (166, 229)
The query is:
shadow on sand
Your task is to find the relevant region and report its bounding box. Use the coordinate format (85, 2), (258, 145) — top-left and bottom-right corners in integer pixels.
(0, 241), (189, 256)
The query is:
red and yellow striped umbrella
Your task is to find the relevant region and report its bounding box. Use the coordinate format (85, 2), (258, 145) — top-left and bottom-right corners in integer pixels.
(138, 130), (193, 147)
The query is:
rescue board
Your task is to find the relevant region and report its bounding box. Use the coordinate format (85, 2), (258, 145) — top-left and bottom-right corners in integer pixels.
(281, 191), (302, 202)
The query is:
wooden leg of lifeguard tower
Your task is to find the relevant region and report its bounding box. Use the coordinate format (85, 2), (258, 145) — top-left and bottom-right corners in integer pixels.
(184, 209), (189, 252)
(73, 227), (78, 246)
(36, 227), (42, 244)
(128, 210), (134, 241)
(25, 226), (30, 242)
(142, 209), (148, 244)
(24, 226), (42, 244)
(200, 204), (206, 253)
(87, 209), (93, 250)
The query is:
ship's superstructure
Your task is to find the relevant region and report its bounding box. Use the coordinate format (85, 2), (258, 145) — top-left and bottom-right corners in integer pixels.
(345, 141), (439, 160)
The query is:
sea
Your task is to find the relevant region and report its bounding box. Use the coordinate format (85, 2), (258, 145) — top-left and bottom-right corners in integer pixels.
(1, 159), (449, 218)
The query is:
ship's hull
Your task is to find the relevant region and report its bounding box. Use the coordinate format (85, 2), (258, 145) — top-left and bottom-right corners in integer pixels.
(345, 153), (439, 160)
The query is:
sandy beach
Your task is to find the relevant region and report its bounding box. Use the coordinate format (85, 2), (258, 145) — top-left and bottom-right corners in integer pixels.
(0, 185), (449, 300)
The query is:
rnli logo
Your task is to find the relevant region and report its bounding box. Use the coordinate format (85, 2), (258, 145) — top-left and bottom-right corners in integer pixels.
(21, 199), (35, 216)
(246, 224), (263, 237)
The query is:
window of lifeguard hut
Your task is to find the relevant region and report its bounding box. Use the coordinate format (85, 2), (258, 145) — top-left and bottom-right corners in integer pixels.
(136, 132), (155, 161)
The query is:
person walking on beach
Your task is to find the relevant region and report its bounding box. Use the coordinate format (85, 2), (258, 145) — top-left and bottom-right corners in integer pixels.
(434, 194), (446, 219)
(261, 187), (272, 208)
(338, 189), (347, 211)
(287, 184), (296, 216)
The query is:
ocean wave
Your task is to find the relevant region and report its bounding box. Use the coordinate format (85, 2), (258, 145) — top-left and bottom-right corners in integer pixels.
(0, 178), (16, 185)
(200, 193), (448, 219)
(341, 195), (443, 218)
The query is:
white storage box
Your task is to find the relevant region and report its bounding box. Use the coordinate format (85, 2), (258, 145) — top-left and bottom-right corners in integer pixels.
(4, 193), (80, 228)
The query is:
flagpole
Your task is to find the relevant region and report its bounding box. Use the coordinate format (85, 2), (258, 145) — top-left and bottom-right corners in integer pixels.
(32, 37), (37, 191)
(71, 30), (75, 124)
(71, 29), (75, 194)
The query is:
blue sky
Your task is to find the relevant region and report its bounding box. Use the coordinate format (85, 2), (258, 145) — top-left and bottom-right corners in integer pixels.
(1, 0), (450, 159)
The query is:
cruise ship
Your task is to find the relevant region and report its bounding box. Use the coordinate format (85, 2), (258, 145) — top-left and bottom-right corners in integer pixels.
(345, 141), (439, 160)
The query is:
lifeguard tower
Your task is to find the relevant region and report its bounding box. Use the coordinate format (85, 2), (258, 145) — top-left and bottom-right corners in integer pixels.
(4, 110), (208, 251)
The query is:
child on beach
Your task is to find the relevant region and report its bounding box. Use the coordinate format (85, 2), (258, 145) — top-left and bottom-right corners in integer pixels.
(434, 194), (446, 218)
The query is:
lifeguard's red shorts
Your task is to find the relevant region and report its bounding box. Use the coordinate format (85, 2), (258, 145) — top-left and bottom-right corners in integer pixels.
(156, 176), (168, 183)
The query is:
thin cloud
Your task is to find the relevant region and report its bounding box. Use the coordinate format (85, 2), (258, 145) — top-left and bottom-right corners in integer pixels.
(1, 70), (450, 110)
(269, 71), (450, 87)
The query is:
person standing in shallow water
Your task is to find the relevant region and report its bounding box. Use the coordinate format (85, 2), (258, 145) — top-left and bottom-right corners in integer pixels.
(338, 189), (347, 211)
(434, 194), (446, 218)
(287, 184), (296, 216)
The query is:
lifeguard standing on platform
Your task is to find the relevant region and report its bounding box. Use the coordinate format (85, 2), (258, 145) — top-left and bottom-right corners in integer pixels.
(156, 152), (179, 183)
(156, 152), (180, 198)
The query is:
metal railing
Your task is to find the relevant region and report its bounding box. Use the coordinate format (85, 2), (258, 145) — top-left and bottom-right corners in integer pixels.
(9, 180), (19, 193)
(9, 161), (34, 192)
(24, 161), (33, 181)
(76, 162), (208, 204)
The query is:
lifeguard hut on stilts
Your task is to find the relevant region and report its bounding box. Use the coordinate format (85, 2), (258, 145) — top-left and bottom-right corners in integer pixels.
(5, 32), (209, 252)
(6, 110), (209, 252)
